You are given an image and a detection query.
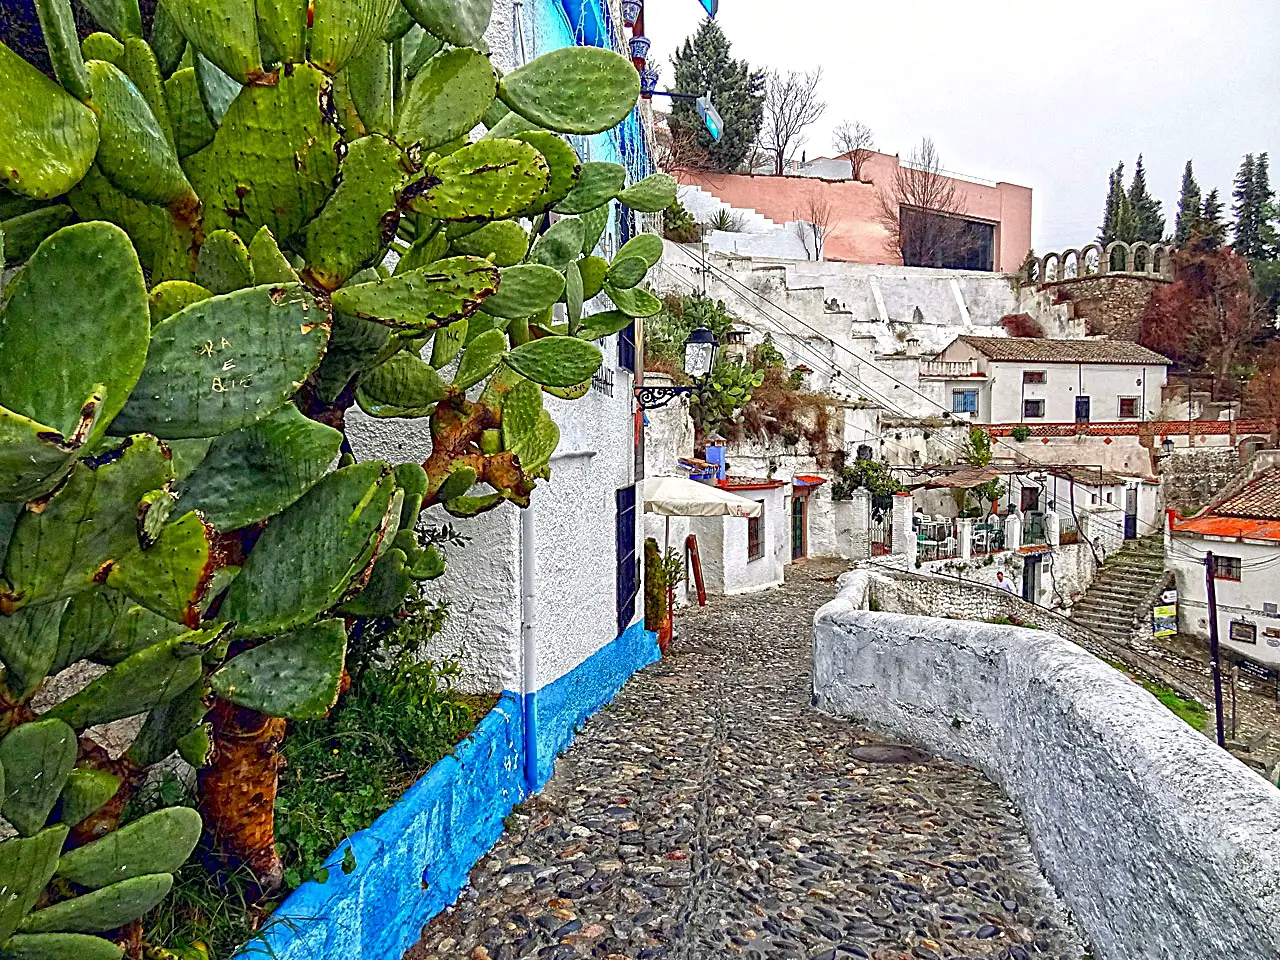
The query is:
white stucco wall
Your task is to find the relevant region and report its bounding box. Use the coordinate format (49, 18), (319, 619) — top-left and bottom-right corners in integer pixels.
(1168, 534), (1280, 665)
(813, 575), (1280, 960)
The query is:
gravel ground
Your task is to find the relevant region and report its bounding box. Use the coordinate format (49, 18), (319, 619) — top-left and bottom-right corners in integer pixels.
(408, 560), (1086, 960)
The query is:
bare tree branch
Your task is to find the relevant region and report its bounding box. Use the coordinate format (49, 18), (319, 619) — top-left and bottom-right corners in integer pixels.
(875, 137), (970, 267)
(833, 121), (875, 181)
(793, 188), (833, 261)
(760, 68), (826, 176)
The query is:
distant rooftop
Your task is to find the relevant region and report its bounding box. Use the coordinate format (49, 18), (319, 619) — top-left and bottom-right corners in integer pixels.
(956, 336), (1170, 366)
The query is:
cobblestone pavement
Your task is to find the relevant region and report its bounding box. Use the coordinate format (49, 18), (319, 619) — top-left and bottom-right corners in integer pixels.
(408, 560), (1086, 960)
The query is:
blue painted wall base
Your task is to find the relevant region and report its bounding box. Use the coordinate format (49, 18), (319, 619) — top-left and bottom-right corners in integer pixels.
(235, 624), (659, 960)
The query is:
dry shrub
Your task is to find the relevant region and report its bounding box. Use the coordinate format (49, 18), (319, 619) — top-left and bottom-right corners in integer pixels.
(1000, 314), (1044, 338)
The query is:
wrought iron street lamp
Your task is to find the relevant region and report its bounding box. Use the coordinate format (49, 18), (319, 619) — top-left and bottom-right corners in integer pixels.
(636, 327), (719, 410)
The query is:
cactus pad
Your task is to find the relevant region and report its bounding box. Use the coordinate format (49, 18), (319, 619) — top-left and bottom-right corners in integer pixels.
(0, 827), (69, 943)
(247, 226), (298, 283)
(110, 283), (329, 439)
(210, 619), (346, 718)
(554, 161), (625, 215)
(578, 202), (609, 255)
(573, 309), (633, 342)
(175, 404), (343, 531)
(157, 0), (261, 83)
(0, 398), (102, 505)
(54, 769), (121, 828)
(529, 218), (585, 271)
(19, 873), (174, 934)
(406, 139), (550, 222)
(194, 229), (254, 293)
(603, 281), (661, 318)
(510, 410), (558, 475)
(148, 281), (212, 325)
(616, 173), (677, 213)
(333, 257), (499, 331)
(430, 318), (468, 368)
(565, 260), (583, 331)
(577, 254), (608, 299)
(448, 220), (528, 266)
(0, 43), (99, 200)
(605, 255), (647, 289)
(479, 264), (565, 319)
(395, 47), (497, 151)
(59, 586), (184, 669)
(311, 311), (393, 403)
(0, 203), (76, 266)
(506, 336), (602, 388)
(0, 721), (77, 837)
(126, 680), (208, 768)
(0, 933), (124, 960)
(217, 462), (396, 634)
(498, 47), (639, 135)
(337, 548), (413, 616)
(57, 807), (201, 889)
(105, 511), (216, 626)
(32, 0), (92, 101)
(358, 352), (450, 416)
(615, 232), (664, 267)
(401, 0), (492, 47)
(452, 329), (507, 390)
(255, 0), (307, 66)
(510, 131), (580, 213)
(310, 0), (399, 75)
(0, 599), (69, 699)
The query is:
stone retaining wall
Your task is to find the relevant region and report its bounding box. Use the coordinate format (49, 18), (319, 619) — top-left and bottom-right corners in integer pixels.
(813, 572), (1280, 960)
(1160, 447), (1242, 514)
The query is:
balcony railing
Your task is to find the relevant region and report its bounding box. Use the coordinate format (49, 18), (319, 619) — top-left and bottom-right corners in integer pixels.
(920, 359), (979, 378)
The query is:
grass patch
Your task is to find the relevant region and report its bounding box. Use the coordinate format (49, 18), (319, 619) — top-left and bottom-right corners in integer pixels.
(1099, 656), (1207, 731)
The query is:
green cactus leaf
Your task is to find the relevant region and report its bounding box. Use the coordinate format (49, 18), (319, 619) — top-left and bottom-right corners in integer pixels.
(606, 255), (647, 289)
(482, 95), (509, 129)
(310, 312), (393, 403)
(383, 4), (414, 40)
(577, 254), (607, 299)
(20, 873), (174, 934)
(405, 139), (550, 222)
(192, 53), (240, 128)
(126, 680), (207, 767)
(0, 721), (76, 837)
(84, 60), (194, 209)
(0, 43), (99, 200)
(110, 283), (329, 440)
(1, 933), (124, 960)
(505, 335), (602, 388)
(434, 466), (476, 503)
(511, 409), (558, 475)
(394, 460), (428, 501)
(2, 436), (172, 608)
(65, 165), (171, 272)
(81, 32), (124, 65)
(482, 109), (542, 141)
(56, 588), (183, 671)
(310, 0), (399, 74)
(616, 173), (677, 213)
(0, 194), (46, 221)
(334, 549), (411, 616)
(0, 222), (148, 445)
(429, 317), (467, 368)
(256, 0), (307, 65)
(443, 492), (502, 517)
(554, 161), (624, 216)
(194, 229), (254, 293)
(333, 257), (499, 332)
(185, 64), (341, 243)
(604, 281), (661, 317)
(33, 0), (92, 100)
(541, 379), (590, 400)
(0, 828), (68, 943)
(0, 205), (76, 266)
(510, 132), (580, 214)
(174, 405), (342, 531)
(498, 47), (638, 135)
(218, 462), (396, 635)
(0, 398), (96, 503)
(500, 378), (541, 446)
(148, 281), (211, 325)
(45, 628), (214, 729)
(396, 227), (450, 274)
(395, 47), (496, 151)
(105, 511), (217, 626)
(401, 0), (491, 46)
(615, 232), (663, 267)
(303, 134), (408, 291)
(344, 38), (393, 134)
(451, 328), (507, 390)
(175, 724), (213, 767)
(80, 0), (141, 38)
(479, 263), (565, 319)
(448, 220), (528, 266)
(564, 259), (583, 331)
(579, 202), (609, 255)
(57, 807), (201, 890)
(246, 226), (298, 283)
(158, 0), (262, 83)
(359, 351), (450, 413)
(402, 27), (444, 80)
(165, 439), (213, 481)
(54, 769), (121, 829)
(574, 309), (633, 342)
(529, 218), (585, 271)
(211, 619), (346, 718)
(149, 2), (186, 75)
(121, 37), (174, 148)
(0, 600), (69, 700)
(402, 538), (444, 580)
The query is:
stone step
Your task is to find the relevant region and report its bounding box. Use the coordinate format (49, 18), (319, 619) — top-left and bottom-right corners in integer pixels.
(1084, 585), (1156, 602)
(1076, 597), (1142, 615)
(1072, 609), (1136, 630)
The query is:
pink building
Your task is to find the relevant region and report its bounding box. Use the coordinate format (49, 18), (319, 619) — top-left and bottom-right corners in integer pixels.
(675, 150), (1032, 272)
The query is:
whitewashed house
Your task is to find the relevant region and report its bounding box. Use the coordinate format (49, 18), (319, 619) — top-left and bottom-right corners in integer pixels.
(925, 336), (1170, 425)
(1168, 452), (1280, 667)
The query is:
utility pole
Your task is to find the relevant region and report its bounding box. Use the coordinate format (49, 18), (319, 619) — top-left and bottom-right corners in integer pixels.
(1204, 551), (1227, 748)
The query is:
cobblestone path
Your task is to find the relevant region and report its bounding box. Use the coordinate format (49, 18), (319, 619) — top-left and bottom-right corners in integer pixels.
(409, 561), (1085, 960)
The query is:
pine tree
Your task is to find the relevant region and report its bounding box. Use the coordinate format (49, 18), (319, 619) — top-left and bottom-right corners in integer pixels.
(1127, 154), (1166, 242)
(1174, 160), (1202, 246)
(669, 20), (765, 173)
(1098, 162), (1126, 244)
(1255, 153), (1278, 259)
(1232, 153), (1260, 257)
(1200, 188), (1228, 250)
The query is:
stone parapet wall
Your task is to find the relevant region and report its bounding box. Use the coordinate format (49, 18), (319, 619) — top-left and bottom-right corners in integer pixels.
(813, 575), (1280, 960)
(1161, 447), (1242, 514)
(1052, 274), (1164, 340)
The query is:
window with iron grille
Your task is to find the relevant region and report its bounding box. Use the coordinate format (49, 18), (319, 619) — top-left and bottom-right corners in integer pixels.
(1215, 556), (1242, 581)
(1023, 399), (1045, 419)
(951, 389), (978, 414)
(747, 508), (764, 562)
(1022, 370), (1047, 384)
(1118, 397), (1139, 418)
(615, 485), (638, 635)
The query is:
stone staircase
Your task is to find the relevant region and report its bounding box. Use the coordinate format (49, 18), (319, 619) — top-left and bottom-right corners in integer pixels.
(1070, 538), (1167, 640)
(676, 184), (780, 234)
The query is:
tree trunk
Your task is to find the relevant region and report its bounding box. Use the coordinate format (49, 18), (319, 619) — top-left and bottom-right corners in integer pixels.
(199, 698), (287, 896)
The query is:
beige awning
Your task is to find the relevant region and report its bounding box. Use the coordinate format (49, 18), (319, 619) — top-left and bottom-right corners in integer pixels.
(643, 475), (763, 518)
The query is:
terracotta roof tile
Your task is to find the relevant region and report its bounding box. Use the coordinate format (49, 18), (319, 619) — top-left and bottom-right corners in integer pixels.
(1214, 468), (1280, 521)
(957, 336), (1170, 366)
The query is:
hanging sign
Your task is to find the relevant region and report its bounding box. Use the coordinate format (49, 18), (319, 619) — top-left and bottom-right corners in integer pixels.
(1152, 595), (1177, 638)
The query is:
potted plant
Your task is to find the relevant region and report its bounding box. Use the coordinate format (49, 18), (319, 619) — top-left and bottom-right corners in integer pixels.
(644, 539), (673, 653)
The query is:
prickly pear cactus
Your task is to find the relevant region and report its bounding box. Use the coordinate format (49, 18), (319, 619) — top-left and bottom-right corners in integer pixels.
(0, 0), (664, 938)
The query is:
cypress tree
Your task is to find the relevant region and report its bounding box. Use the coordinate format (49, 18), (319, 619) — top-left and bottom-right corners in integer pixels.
(1098, 162), (1126, 244)
(1174, 160), (1202, 246)
(1255, 153), (1278, 260)
(1232, 153), (1260, 257)
(1200, 189), (1228, 251)
(670, 20), (765, 174)
(1127, 155), (1166, 242)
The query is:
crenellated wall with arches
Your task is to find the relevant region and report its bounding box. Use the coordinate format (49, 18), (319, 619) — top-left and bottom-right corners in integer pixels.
(1026, 240), (1175, 285)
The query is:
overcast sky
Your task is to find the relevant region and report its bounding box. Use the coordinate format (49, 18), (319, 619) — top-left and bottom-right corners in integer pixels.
(641, 0), (1280, 253)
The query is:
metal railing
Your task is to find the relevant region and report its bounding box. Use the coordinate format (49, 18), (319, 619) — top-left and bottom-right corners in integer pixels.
(919, 359), (979, 378)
